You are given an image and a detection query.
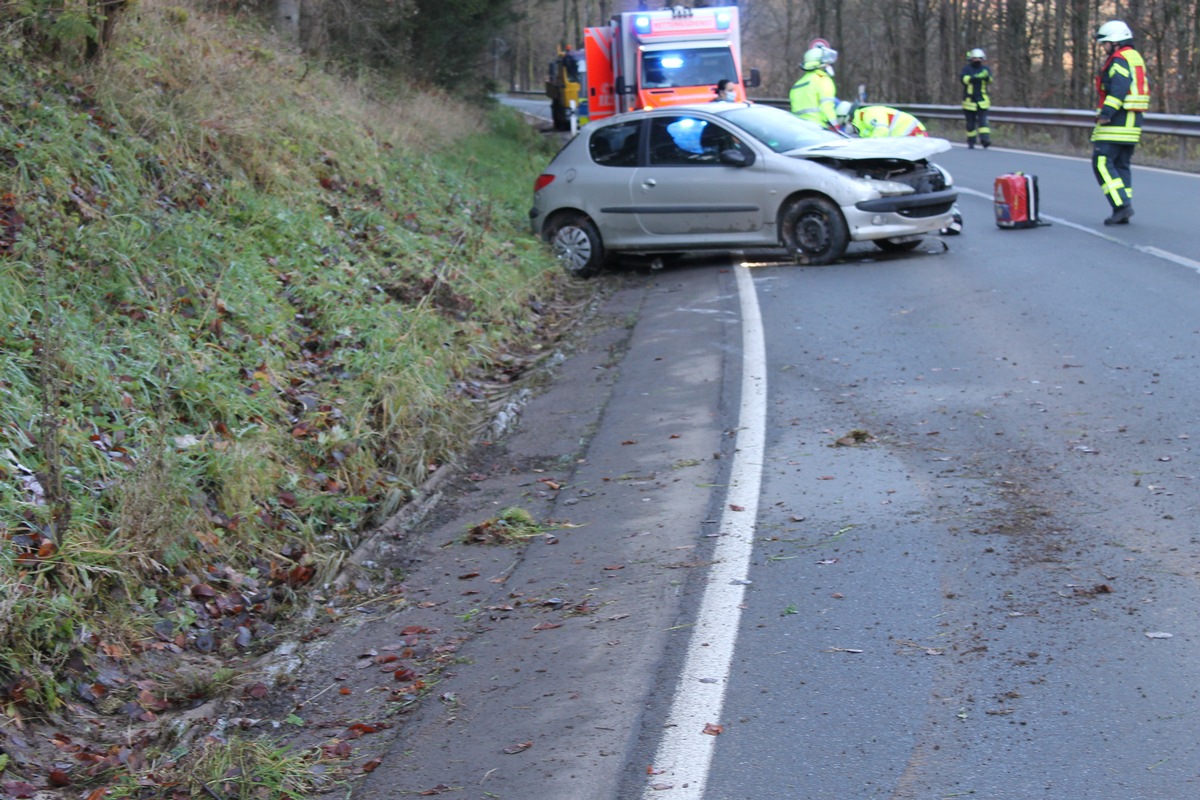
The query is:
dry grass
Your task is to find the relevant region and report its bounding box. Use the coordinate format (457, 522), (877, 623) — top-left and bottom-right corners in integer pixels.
(98, 0), (482, 190)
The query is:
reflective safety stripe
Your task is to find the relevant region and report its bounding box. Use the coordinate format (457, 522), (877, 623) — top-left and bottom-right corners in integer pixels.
(1092, 114), (1143, 142)
(1095, 155), (1129, 206)
(1124, 50), (1151, 110)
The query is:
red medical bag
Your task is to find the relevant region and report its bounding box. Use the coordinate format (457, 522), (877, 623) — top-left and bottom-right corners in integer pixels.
(994, 172), (1041, 229)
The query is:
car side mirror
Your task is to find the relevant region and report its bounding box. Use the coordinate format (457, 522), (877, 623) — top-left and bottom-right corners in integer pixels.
(746, 68), (761, 89)
(719, 148), (755, 167)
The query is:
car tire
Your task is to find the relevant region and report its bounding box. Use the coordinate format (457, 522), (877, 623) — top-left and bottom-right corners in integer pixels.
(545, 214), (606, 279)
(781, 197), (849, 265)
(874, 237), (922, 252)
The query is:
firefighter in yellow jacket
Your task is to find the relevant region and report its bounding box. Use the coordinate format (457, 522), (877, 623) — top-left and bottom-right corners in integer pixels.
(838, 102), (928, 138)
(1092, 20), (1150, 225)
(790, 45), (839, 130)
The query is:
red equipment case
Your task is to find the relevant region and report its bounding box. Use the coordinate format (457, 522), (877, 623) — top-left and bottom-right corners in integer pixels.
(994, 172), (1041, 229)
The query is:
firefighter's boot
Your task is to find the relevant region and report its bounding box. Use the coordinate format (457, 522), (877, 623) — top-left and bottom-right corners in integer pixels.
(1104, 205), (1134, 225)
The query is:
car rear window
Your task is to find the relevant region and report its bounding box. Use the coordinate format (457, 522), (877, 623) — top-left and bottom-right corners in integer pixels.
(589, 121), (640, 167)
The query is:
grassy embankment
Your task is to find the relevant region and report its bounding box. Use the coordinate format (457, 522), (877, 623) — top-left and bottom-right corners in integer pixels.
(0, 0), (567, 792)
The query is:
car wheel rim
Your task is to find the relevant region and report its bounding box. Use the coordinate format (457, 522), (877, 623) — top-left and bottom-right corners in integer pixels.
(796, 212), (830, 254)
(552, 226), (592, 271)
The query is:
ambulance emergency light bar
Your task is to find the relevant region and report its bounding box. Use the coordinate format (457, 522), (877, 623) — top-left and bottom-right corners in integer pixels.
(632, 9), (732, 36)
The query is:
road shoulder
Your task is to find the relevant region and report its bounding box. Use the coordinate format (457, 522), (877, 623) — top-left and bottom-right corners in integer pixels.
(248, 265), (737, 799)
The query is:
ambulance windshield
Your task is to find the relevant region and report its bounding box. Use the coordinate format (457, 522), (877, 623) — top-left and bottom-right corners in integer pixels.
(641, 47), (737, 89)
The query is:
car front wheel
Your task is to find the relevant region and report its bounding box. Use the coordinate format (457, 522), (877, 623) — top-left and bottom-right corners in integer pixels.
(781, 197), (849, 266)
(545, 214), (606, 279)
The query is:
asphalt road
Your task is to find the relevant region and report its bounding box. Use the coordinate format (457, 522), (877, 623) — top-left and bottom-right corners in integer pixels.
(632, 146), (1200, 798)
(306, 121), (1200, 799)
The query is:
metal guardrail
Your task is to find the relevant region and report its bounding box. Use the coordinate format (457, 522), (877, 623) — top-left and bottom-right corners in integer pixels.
(752, 99), (1200, 138)
(510, 90), (1200, 140)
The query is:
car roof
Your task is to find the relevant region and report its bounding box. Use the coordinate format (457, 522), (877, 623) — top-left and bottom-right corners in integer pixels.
(592, 102), (755, 125)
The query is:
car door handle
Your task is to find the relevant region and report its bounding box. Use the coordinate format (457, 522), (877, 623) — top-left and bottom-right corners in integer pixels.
(642, 178), (657, 189)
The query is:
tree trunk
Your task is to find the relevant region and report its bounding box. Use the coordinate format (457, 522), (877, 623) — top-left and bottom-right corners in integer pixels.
(275, 0), (301, 47)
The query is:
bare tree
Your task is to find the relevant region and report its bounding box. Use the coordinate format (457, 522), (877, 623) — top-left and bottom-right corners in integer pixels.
(493, 0), (1199, 114)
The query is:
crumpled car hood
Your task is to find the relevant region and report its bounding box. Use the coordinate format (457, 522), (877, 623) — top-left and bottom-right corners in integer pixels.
(785, 136), (952, 161)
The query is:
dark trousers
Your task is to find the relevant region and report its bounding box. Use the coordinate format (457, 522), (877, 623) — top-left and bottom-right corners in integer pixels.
(1092, 140), (1135, 209)
(963, 108), (990, 145)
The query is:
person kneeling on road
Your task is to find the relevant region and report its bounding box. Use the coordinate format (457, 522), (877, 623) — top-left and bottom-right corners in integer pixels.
(837, 102), (928, 138)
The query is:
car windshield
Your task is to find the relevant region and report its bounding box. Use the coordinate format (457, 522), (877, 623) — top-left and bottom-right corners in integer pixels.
(716, 106), (844, 153)
(641, 47), (737, 89)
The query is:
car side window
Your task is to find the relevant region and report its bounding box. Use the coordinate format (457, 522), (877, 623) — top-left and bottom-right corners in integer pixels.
(589, 121), (641, 167)
(649, 116), (742, 166)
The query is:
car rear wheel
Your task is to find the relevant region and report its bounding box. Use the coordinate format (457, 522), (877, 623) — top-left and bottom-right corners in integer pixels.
(874, 237), (922, 252)
(781, 197), (849, 265)
(545, 214), (606, 279)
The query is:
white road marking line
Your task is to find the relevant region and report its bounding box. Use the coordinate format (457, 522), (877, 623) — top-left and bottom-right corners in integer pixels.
(640, 264), (766, 799)
(956, 185), (1200, 273)
(949, 145), (1200, 179)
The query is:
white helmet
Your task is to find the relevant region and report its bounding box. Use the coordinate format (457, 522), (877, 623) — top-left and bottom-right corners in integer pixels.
(802, 44), (838, 71)
(967, 48), (985, 60)
(835, 100), (853, 121)
(1095, 20), (1133, 43)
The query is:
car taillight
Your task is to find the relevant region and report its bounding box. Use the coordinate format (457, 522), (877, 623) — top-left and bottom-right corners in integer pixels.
(533, 174), (556, 192)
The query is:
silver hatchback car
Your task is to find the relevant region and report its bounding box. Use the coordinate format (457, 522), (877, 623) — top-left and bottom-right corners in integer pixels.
(530, 103), (957, 277)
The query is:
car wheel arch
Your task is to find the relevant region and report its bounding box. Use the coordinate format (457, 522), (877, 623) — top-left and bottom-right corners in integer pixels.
(775, 190), (840, 240)
(542, 210), (609, 279)
(778, 193), (850, 266)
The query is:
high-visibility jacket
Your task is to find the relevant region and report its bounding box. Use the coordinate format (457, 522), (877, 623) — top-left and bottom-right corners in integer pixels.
(961, 63), (992, 111)
(790, 68), (838, 129)
(852, 106), (928, 138)
(1092, 46), (1150, 144)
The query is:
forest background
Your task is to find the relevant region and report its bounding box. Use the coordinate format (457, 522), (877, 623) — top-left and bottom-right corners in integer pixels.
(491, 0), (1198, 114)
